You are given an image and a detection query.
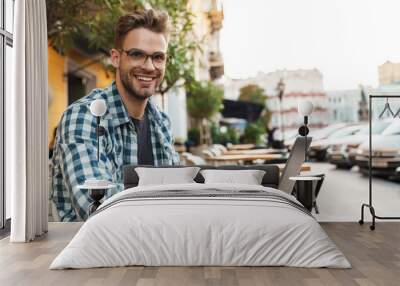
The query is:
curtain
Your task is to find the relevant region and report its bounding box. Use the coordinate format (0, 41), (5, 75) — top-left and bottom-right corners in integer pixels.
(8, 0), (48, 242)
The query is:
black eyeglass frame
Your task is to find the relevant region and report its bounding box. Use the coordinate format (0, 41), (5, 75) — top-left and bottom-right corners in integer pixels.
(119, 48), (168, 69)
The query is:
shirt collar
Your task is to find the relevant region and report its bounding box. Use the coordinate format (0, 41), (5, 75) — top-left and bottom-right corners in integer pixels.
(106, 81), (163, 128)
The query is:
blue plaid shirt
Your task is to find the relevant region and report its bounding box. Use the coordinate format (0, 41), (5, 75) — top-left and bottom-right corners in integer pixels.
(51, 81), (180, 221)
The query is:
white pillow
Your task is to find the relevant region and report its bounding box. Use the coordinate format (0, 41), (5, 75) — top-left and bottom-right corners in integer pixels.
(200, 169), (266, 185)
(135, 167), (201, 186)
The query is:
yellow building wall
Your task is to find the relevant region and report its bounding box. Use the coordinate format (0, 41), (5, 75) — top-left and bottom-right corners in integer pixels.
(378, 61), (400, 86)
(48, 47), (66, 146)
(47, 46), (114, 145)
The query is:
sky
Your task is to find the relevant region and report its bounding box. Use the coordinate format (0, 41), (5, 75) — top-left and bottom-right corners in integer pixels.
(220, 0), (400, 90)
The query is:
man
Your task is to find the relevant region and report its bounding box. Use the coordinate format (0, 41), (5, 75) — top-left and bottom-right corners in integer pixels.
(51, 9), (180, 222)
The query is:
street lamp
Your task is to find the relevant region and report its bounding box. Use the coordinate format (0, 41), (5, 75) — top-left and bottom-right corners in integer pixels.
(276, 78), (285, 143)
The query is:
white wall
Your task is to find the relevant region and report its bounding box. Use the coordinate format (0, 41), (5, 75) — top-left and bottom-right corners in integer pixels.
(327, 89), (360, 123)
(166, 87), (188, 142)
(224, 69), (329, 128)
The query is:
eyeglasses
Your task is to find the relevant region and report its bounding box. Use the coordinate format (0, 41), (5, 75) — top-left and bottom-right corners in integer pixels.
(119, 48), (168, 69)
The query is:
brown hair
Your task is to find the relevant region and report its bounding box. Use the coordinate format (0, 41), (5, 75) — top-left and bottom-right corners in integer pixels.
(115, 9), (171, 48)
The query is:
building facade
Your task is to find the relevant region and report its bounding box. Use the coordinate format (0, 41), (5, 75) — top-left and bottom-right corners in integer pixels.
(48, 47), (113, 145)
(366, 59), (400, 120)
(326, 89), (361, 124)
(378, 61), (400, 85)
(162, 0), (224, 142)
(189, 0), (224, 82)
(224, 68), (329, 132)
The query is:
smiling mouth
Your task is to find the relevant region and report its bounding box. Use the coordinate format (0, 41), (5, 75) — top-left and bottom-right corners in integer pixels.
(134, 75), (156, 82)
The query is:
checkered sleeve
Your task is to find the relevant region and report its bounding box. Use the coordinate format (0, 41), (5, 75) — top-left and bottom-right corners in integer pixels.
(53, 104), (123, 221)
(160, 111), (181, 165)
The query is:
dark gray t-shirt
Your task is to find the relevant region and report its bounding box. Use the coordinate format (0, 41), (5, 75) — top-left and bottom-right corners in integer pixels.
(130, 115), (154, 165)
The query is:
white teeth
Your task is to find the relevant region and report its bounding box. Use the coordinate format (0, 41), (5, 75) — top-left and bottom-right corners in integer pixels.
(136, 76), (153, 82)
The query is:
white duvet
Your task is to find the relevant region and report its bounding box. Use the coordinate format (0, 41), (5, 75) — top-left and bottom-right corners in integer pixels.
(50, 183), (351, 269)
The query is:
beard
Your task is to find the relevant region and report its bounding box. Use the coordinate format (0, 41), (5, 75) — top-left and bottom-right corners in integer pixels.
(119, 66), (162, 101)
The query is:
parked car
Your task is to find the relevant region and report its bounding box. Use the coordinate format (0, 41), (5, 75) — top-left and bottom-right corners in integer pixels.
(309, 123), (347, 141)
(327, 120), (392, 169)
(394, 166), (400, 181)
(355, 120), (400, 177)
(309, 124), (363, 161)
(285, 123), (347, 152)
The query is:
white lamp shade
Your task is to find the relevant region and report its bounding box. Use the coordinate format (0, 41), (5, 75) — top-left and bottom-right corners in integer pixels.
(90, 99), (107, 117)
(298, 100), (314, 116)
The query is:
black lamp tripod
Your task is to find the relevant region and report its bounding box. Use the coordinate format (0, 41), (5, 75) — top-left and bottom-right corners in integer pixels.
(298, 115), (310, 162)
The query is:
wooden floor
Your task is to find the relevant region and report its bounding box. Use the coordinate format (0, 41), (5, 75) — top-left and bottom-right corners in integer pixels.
(1, 222), (400, 286)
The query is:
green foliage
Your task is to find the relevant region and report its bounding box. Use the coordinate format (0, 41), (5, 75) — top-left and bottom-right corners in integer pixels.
(257, 108), (272, 132)
(210, 123), (239, 145)
(226, 127), (240, 144)
(239, 84), (267, 107)
(187, 128), (200, 146)
(46, 0), (199, 95)
(243, 123), (265, 144)
(210, 123), (219, 142)
(186, 81), (224, 120)
(238, 83), (271, 129)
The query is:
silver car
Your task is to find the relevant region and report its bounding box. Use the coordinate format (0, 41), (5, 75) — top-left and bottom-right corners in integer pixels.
(355, 120), (400, 177)
(309, 124), (363, 161)
(285, 123), (347, 149)
(327, 121), (392, 169)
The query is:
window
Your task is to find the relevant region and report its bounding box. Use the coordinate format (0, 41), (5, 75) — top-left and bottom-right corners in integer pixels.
(68, 74), (87, 105)
(67, 60), (97, 105)
(1, 0), (14, 232)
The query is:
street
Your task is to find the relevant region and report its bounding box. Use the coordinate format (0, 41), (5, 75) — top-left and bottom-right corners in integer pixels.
(308, 162), (400, 222)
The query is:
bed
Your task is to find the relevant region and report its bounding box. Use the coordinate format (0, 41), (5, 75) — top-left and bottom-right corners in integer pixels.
(50, 165), (350, 269)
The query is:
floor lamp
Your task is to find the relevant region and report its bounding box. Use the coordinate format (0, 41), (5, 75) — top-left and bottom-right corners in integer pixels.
(81, 99), (109, 214)
(298, 100), (313, 162)
(89, 99), (107, 162)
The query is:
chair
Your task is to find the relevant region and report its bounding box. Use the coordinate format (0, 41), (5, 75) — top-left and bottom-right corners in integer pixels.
(202, 150), (215, 159)
(212, 144), (227, 153)
(209, 147), (222, 156)
(181, 152), (207, 166)
(278, 136), (312, 194)
(185, 154), (207, 166)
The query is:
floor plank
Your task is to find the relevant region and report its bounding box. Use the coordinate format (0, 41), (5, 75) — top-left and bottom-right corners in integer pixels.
(1, 222), (400, 286)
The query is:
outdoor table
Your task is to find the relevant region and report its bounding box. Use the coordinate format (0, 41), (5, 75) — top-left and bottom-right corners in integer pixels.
(205, 153), (284, 163)
(225, 148), (286, 155)
(227, 144), (256, 151)
(276, 164), (311, 173)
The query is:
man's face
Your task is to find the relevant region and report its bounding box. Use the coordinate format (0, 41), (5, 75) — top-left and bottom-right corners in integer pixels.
(111, 28), (168, 100)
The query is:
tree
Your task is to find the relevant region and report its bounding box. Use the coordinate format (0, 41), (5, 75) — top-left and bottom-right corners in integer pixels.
(238, 84), (267, 107)
(258, 108), (272, 132)
(238, 83), (271, 132)
(187, 81), (224, 144)
(243, 123), (265, 144)
(46, 0), (199, 107)
(210, 123), (239, 145)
